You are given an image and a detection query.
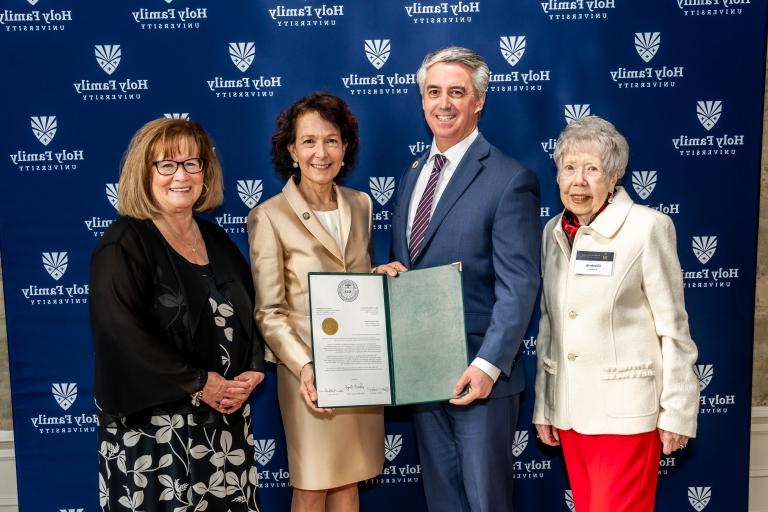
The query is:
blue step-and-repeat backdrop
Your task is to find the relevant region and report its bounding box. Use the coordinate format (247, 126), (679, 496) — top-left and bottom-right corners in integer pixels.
(1, 1), (766, 511)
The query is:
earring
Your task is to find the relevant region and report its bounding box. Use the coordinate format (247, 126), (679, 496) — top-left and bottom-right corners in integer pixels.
(341, 161), (345, 167)
(607, 191), (614, 204)
(292, 161), (298, 168)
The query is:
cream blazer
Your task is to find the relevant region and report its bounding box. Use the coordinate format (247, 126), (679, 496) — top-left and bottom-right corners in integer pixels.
(532, 187), (699, 437)
(247, 179), (373, 377)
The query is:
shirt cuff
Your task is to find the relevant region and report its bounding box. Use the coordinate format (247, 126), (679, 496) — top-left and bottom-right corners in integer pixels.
(471, 357), (501, 382)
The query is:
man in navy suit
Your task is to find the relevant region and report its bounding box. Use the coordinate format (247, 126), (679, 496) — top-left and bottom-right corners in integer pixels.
(377, 47), (541, 511)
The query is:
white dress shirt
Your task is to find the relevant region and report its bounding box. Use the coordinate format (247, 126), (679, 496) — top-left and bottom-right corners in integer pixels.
(405, 129), (501, 383)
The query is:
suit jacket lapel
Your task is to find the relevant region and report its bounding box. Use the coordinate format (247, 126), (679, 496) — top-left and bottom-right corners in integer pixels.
(336, 183), (352, 258)
(283, 178), (344, 264)
(416, 135), (490, 260)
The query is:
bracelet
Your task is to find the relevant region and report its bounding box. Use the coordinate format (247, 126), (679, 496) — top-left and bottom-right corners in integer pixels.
(190, 389), (203, 407)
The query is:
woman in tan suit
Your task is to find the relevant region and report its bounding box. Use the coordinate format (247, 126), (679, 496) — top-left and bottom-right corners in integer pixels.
(248, 92), (384, 511)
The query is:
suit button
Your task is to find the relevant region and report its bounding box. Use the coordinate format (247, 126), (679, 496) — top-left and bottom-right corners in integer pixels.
(568, 310), (577, 319)
(567, 353), (578, 361)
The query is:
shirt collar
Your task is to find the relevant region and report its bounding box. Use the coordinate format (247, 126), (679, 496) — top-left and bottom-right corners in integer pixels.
(427, 128), (479, 167)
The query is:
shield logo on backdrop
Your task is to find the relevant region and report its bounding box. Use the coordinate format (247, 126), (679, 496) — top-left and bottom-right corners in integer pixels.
(511, 430), (529, 457)
(163, 113), (189, 120)
(364, 40), (391, 70)
(634, 32), (661, 63)
(229, 42), (256, 72)
(59, 509), (84, 512)
(688, 487), (711, 511)
(565, 490), (575, 511)
(106, 183), (119, 210)
(692, 236), (717, 264)
(31, 116), (57, 146)
(254, 439), (276, 465)
(42, 252), (68, 281)
(693, 364), (714, 391)
(95, 45), (121, 75)
(52, 383), (78, 411)
(27, 0), (39, 5)
(564, 104), (590, 125)
(369, 177), (395, 206)
(697, 101), (722, 131)
(499, 36), (526, 67)
(237, 179), (263, 208)
(631, 171), (657, 200)
(384, 434), (403, 461)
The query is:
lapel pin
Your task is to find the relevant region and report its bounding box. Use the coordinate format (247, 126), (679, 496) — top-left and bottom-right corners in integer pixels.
(302, 212), (310, 220)
(411, 160), (420, 169)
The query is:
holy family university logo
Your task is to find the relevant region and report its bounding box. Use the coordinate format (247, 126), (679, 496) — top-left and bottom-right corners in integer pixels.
(0, 0), (73, 31)
(213, 179), (263, 234)
(693, 361), (735, 416)
(341, 39), (413, 95)
(629, 171), (679, 216)
(205, 42), (282, 98)
(511, 430), (552, 479)
(20, 251), (88, 305)
(403, 1), (479, 24)
(252, 439), (290, 488)
(130, 0), (208, 30)
(539, 0), (616, 21)
(684, 233), (739, 290)
(265, 2), (344, 27)
(10, 116), (84, 172)
(673, 100), (744, 156)
(610, 32), (684, 89)
(73, 44), (149, 101)
(488, 36), (551, 93)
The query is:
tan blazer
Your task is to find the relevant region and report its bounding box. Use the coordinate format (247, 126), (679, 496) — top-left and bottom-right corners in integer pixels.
(532, 187), (699, 437)
(247, 178), (373, 376)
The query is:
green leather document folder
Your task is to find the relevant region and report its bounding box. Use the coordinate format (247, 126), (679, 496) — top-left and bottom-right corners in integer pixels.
(308, 264), (468, 407)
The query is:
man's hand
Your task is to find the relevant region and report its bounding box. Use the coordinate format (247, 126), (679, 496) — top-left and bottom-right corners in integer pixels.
(373, 261), (408, 276)
(449, 365), (494, 406)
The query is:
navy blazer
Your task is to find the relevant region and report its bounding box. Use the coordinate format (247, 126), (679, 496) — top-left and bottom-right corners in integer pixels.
(391, 134), (541, 397)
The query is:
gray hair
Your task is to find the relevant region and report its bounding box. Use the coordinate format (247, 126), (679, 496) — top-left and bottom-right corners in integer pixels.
(553, 115), (629, 180)
(416, 46), (490, 98)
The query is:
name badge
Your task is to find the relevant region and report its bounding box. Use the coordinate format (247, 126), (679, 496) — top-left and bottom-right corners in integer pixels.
(574, 251), (614, 276)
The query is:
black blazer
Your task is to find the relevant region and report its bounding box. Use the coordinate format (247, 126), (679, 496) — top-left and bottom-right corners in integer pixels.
(90, 216), (265, 421)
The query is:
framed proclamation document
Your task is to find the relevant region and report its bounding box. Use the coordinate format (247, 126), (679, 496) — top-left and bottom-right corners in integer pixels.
(308, 264), (468, 408)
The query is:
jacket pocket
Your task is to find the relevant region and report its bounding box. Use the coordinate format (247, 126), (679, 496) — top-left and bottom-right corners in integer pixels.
(602, 363), (658, 418)
(542, 356), (557, 410)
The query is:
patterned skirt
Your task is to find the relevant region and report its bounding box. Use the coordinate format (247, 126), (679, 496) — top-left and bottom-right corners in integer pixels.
(98, 404), (260, 512)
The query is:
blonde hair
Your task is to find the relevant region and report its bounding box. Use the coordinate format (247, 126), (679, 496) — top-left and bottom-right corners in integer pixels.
(117, 118), (224, 219)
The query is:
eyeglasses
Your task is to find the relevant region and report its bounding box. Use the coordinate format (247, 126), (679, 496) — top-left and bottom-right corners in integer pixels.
(153, 158), (204, 176)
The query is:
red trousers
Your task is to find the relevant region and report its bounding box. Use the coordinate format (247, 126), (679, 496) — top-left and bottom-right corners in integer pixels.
(559, 429), (661, 512)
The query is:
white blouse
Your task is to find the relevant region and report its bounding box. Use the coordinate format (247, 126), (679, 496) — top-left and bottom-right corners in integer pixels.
(313, 209), (342, 251)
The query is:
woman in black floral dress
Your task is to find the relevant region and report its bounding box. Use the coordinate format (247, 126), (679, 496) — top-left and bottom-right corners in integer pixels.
(90, 118), (265, 511)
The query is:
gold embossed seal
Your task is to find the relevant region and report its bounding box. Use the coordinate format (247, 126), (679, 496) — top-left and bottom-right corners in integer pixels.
(321, 317), (339, 336)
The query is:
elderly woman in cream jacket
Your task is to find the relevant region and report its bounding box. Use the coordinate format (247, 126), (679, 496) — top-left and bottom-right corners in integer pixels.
(533, 116), (699, 512)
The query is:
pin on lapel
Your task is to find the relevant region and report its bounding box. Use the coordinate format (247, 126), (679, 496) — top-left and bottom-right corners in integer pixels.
(411, 160), (420, 169)
(302, 212), (310, 220)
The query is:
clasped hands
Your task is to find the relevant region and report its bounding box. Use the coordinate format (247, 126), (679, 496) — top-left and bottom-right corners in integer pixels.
(202, 370), (264, 414)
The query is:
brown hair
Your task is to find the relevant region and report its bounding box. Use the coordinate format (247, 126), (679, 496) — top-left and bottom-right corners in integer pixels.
(117, 118), (224, 219)
(271, 92), (359, 181)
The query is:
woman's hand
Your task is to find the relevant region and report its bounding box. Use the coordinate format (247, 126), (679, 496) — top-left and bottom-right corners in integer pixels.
(201, 371), (232, 413)
(299, 363), (333, 414)
(658, 428), (689, 455)
(534, 423), (561, 446)
(373, 261), (407, 276)
(219, 371), (265, 414)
